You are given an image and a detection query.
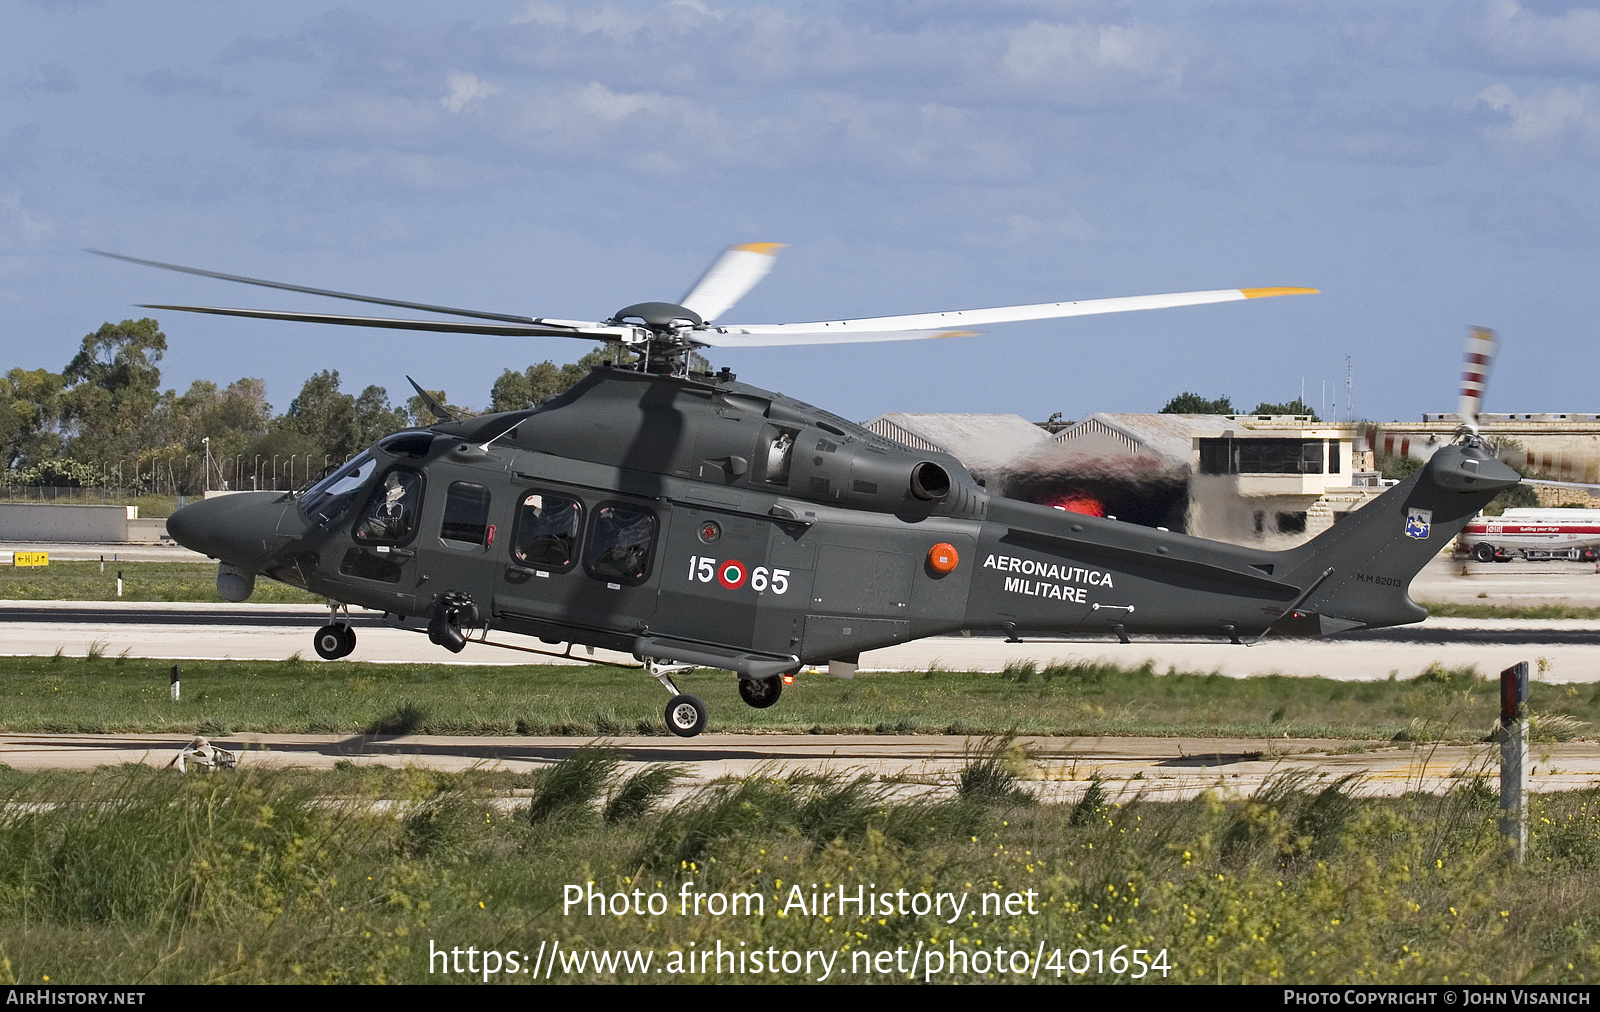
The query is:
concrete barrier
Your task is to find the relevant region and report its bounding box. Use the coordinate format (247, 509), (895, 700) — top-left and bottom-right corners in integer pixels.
(127, 517), (171, 543)
(0, 504), (170, 543)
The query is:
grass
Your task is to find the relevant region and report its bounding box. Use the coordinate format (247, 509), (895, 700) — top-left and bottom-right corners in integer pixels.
(1418, 602), (1600, 621)
(0, 561), (320, 603)
(0, 752), (1595, 983)
(0, 655), (1592, 741)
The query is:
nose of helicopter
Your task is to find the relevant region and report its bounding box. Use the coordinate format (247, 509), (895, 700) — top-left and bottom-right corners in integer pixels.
(168, 492), (299, 566)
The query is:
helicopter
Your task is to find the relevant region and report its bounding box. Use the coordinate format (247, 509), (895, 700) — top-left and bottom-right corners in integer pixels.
(94, 245), (1521, 737)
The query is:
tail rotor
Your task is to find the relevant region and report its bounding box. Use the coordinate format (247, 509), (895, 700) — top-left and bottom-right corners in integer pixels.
(1363, 326), (1499, 465)
(1458, 326), (1497, 437)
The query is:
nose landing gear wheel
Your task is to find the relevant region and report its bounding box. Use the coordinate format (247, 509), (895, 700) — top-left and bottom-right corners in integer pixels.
(737, 674), (783, 709)
(665, 694), (708, 737)
(313, 623), (355, 660)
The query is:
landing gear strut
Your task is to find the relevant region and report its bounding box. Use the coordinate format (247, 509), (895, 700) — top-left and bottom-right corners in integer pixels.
(647, 659), (708, 737)
(314, 601), (356, 659)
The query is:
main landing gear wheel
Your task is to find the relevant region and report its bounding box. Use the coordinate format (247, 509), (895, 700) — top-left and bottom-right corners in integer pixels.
(1473, 543), (1496, 563)
(665, 694), (708, 737)
(313, 623), (355, 660)
(737, 674), (783, 709)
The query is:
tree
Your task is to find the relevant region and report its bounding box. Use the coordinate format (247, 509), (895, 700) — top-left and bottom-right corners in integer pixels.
(63, 318), (166, 396)
(0, 367), (66, 470)
(14, 458), (96, 488)
(1248, 398), (1320, 420)
(490, 344), (643, 412)
(1376, 454), (1424, 481)
(60, 318), (168, 461)
(1160, 392), (1234, 414)
(166, 378), (274, 452)
(276, 370), (408, 464)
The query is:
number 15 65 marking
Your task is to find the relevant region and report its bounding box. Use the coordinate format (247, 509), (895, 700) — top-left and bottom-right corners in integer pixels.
(688, 556), (790, 594)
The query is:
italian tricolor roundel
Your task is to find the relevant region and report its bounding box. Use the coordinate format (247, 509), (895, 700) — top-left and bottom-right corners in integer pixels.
(717, 559), (747, 589)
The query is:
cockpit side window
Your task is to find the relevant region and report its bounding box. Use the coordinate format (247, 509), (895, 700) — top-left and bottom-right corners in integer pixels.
(512, 492), (583, 571)
(440, 481), (492, 548)
(352, 468), (424, 545)
(584, 503), (657, 585)
(299, 452), (377, 526)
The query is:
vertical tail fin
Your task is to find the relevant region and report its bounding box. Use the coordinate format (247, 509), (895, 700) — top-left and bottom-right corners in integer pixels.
(1276, 442), (1519, 632)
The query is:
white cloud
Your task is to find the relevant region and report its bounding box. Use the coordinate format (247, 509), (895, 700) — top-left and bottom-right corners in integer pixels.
(441, 72), (501, 114)
(1440, 0), (1600, 72)
(232, 6), (1270, 189)
(1, 194), (52, 242)
(1473, 82), (1600, 153)
(1001, 20), (1191, 98)
(1003, 212), (1095, 243)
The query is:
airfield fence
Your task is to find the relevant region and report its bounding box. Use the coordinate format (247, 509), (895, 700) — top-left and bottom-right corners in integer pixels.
(2, 453), (353, 501)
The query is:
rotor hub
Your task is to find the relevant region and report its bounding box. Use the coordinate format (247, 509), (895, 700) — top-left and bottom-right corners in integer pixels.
(613, 302), (702, 330)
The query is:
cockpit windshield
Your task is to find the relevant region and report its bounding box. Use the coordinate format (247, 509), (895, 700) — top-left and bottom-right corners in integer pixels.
(299, 452), (377, 526)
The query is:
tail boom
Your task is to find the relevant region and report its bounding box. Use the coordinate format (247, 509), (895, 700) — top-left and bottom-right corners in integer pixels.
(960, 443), (1518, 640)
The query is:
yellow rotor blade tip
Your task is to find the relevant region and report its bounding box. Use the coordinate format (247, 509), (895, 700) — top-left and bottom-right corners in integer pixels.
(733, 242), (786, 255)
(1241, 287), (1320, 298)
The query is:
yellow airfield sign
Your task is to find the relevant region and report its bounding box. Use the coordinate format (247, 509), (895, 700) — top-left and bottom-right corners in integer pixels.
(13, 552), (48, 567)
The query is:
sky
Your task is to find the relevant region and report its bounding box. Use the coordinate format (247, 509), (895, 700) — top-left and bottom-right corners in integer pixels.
(4, 0), (1600, 426)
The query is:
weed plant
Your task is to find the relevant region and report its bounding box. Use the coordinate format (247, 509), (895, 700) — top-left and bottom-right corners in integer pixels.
(0, 655), (1593, 742)
(1417, 602), (1600, 621)
(0, 748), (1593, 983)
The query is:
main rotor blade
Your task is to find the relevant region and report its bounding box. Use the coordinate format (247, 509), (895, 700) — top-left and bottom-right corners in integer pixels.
(138, 304), (631, 340)
(93, 249), (539, 325)
(679, 242), (784, 323)
(694, 326), (984, 347)
(706, 286), (1317, 345)
(1459, 326), (1497, 434)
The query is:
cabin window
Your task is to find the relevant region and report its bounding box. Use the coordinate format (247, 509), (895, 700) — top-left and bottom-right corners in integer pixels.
(585, 504), (657, 584)
(512, 492), (583, 570)
(353, 468), (424, 544)
(440, 482), (492, 547)
(1276, 511), (1308, 534)
(339, 548), (403, 583)
(765, 430), (796, 485)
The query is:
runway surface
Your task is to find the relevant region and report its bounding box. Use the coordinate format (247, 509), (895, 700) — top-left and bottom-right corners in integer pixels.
(5, 730), (1596, 800)
(3, 551), (1598, 792)
(3, 584), (1599, 681)
(0, 541), (204, 563)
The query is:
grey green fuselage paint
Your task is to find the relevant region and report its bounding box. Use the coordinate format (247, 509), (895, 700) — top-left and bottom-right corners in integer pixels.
(167, 366), (1522, 677)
